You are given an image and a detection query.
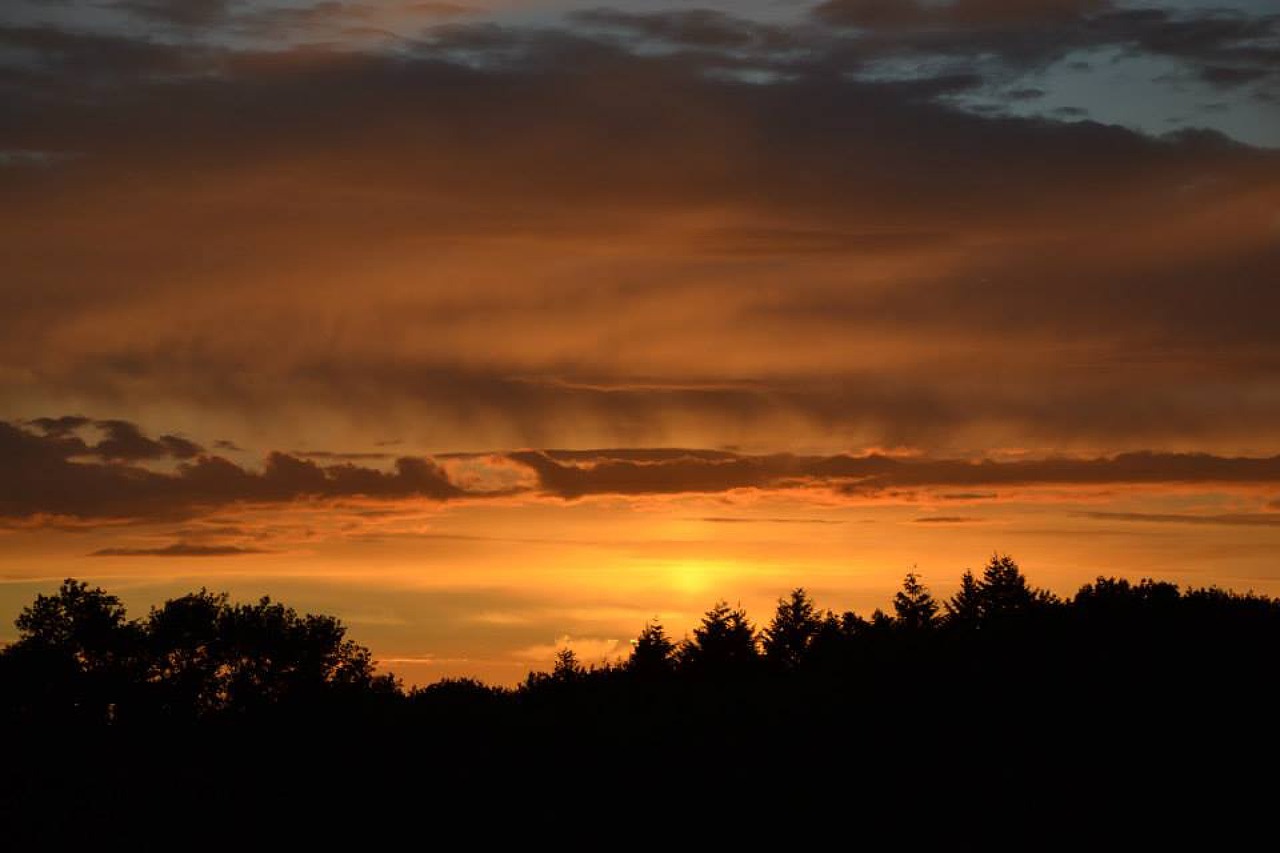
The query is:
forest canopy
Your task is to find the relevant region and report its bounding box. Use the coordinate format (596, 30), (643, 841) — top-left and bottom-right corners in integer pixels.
(4, 553), (1277, 725)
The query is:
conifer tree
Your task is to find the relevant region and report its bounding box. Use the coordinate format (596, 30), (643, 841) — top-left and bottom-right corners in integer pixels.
(893, 572), (939, 630)
(763, 588), (823, 671)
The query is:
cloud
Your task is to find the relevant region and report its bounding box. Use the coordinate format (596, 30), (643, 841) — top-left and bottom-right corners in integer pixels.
(0, 419), (462, 521)
(504, 448), (1280, 499)
(88, 542), (269, 557)
(816, 0), (1280, 77)
(0, 13), (1277, 455)
(292, 450), (394, 461)
(1077, 511), (1280, 527)
(113, 0), (233, 28)
(697, 517), (845, 525)
(93, 419), (203, 460)
(913, 516), (982, 524)
(27, 416), (92, 436)
(5, 414), (1280, 523)
(816, 0), (1112, 31)
(569, 9), (793, 51)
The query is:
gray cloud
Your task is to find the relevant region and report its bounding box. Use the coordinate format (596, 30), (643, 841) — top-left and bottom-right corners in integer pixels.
(569, 8), (794, 51)
(113, 0), (234, 27)
(502, 448), (1280, 500)
(4, 416), (1280, 521)
(88, 542), (269, 557)
(1077, 511), (1280, 527)
(816, 0), (1280, 76)
(696, 517), (845, 525)
(0, 419), (462, 520)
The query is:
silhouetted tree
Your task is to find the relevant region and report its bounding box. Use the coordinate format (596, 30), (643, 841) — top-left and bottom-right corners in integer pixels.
(763, 588), (823, 671)
(14, 579), (137, 668)
(893, 572), (938, 631)
(869, 608), (894, 631)
(7, 579), (143, 721)
(806, 609), (862, 668)
(213, 596), (387, 712)
(677, 601), (758, 675)
(945, 570), (983, 628)
(145, 589), (230, 718)
(552, 648), (584, 682)
(977, 553), (1038, 619)
(629, 620), (676, 677)
(1074, 576), (1180, 612)
(945, 555), (1056, 628)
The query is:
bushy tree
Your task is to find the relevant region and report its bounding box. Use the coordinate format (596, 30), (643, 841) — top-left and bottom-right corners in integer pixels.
(7, 579), (143, 722)
(214, 596), (385, 710)
(14, 579), (138, 670)
(3, 581), (392, 720)
(145, 589), (230, 717)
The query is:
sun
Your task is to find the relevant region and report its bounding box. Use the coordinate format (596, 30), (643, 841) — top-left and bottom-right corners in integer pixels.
(664, 559), (724, 596)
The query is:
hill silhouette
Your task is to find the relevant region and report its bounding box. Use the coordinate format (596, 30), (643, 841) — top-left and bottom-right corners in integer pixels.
(2, 554), (1275, 845)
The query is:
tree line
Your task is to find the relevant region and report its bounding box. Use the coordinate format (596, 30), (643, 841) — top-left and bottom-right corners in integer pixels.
(3, 553), (1278, 724)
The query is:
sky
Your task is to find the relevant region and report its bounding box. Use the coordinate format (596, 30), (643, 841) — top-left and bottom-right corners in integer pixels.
(2, 0), (1278, 684)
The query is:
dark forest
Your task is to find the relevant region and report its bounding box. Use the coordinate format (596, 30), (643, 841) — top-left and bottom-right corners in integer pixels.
(3, 554), (1275, 845)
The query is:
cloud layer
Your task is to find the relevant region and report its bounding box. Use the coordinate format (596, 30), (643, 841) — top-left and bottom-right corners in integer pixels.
(4, 419), (1277, 522)
(1, 1), (1277, 458)
(0, 420), (459, 521)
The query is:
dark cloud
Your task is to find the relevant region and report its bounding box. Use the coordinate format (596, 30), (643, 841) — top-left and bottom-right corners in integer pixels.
(569, 8), (793, 51)
(27, 415), (91, 436)
(816, 0), (1280, 78)
(1078, 511), (1280, 527)
(691, 226), (949, 257)
(93, 419), (203, 460)
(696, 517), (845, 525)
(508, 449), (805, 498)
(0, 24), (218, 83)
(1199, 65), (1272, 88)
(113, 0), (233, 28)
(4, 415), (1280, 521)
(0, 420), (462, 521)
(913, 516), (982, 523)
(504, 448), (1280, 499)
(292, 450), (394, 461)
(88, 542), (268, 557)
(817, 0), (1111, 31)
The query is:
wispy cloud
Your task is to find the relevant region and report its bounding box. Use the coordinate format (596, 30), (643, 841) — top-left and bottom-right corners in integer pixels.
(1077, 511), (1280, 527)
(88, 542), (269, 557)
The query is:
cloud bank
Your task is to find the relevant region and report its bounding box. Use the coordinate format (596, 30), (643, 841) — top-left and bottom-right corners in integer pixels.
(4, 419), (1277, 522)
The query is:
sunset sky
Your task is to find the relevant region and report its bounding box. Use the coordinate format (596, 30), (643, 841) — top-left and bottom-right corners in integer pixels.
(2, 0), (1277, 684)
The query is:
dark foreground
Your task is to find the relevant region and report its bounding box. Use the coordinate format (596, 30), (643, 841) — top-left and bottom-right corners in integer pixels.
(3, 556), (1277, 845)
